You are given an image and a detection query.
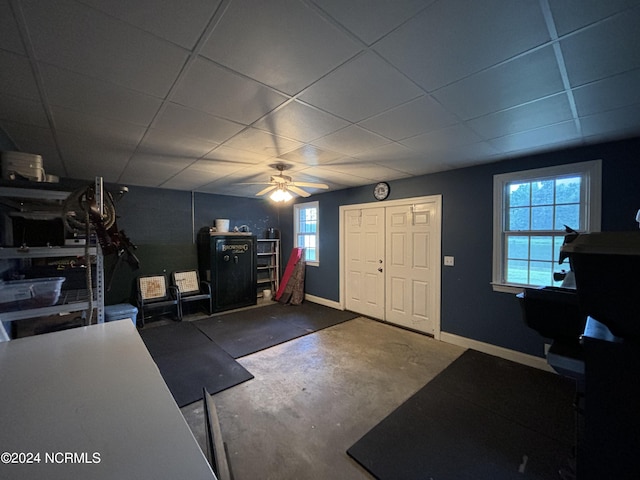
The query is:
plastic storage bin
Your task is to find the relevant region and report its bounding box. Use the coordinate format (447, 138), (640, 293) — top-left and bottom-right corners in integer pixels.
(104, 303), (138, 327)
(561, 231), (640, 339)
(0, 277), (66, 312)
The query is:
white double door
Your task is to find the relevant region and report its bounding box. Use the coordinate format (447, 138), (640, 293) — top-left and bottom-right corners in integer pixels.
(342, 196), (441, 336)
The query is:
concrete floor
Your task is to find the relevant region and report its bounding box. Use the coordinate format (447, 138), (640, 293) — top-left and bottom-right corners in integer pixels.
(180, 314), (465, 480)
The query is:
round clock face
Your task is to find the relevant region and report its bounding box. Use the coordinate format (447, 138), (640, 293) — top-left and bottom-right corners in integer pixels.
(373, 182), (390, 201)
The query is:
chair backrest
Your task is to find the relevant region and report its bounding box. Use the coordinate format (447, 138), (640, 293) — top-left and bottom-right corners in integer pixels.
(172, 270), (201, 296)
(138, 275), (170, 302)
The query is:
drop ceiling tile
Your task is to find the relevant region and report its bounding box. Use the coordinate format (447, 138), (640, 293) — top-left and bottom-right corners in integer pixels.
(200, 0), (361, 95)
(433, 47), (564, 120)
(312, 0), (432, 45)
(40, 64), (162, 126)
(278, 144), (345, 166)
(0, 50), (40, 100)
(0, 120), (56, 153)
(400, 123), (484, 152)
(548, 0), (639, 35)
(119, 152), (194, 187)
(22, 0), (189, 97)
(203, 145), (270, 165)
(467, 93), (573, 139)
(573, 68), (640, 116)
(223, 128), (303, 157)
(51, 106), (146, 146)
(139, 128), (218, 158)
(172, 58), (287, 125)
(352, 142), (417, 162)
(374, 0), (550, 91)
(0, 0), (25, 54)
(561, 8), (640, 87)
(300, 52), (422, 122)
(253, 100), (349, 143)
(160, 159), (239, 190)
(154, 103), (245, 144)
(581, 104), (640, 138)
(57, 132), (136, 182)
(312, 124), (390, 156)
(490, 120), (581, 154)
(79, 0), (221, 49)
(359, 96), (458, 140)
(296, 165), (375, 187)
(322, 158), (410, 181)
(0, 93), (48, 127)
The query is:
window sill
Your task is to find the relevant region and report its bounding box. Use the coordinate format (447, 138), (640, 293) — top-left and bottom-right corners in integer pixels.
(491, 283), (525, 294)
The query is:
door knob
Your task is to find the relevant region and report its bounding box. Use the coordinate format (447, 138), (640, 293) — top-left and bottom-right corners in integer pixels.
(378, 267), (383, 272)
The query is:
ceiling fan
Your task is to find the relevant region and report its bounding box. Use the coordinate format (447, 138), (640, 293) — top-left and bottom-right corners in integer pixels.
(250, 164), (329, 201)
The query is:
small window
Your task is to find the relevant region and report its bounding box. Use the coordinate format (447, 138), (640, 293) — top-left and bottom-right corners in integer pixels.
(492, 160), (601, 292)
(294, 201), (319, 266)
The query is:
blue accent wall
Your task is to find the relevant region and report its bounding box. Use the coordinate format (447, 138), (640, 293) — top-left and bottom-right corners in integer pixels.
(295, 137), (640, 357)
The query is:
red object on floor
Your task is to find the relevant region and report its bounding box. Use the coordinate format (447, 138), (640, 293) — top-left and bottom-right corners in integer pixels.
(276, 248), (303, 301)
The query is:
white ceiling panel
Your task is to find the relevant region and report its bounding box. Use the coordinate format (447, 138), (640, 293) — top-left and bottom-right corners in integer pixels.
(311, 0), (432, 45)
(299, 52), (423, 122)
(467, 93), (573, 140)
(200, 0), (361, 95)
(374, 0), (550, 91)
(253, 100), (349, 143)
(433, 47), (564, 120)
(548, 0), (639, 36)
(560, 8), (640, 87)
(78, 0), (222, 49)
(21, 0), (189, 98)
(40, 65), (163, 126)
(171, 58), (288, 125)
(359, 96), (458, 141)
(154, 103), (245, 144)
(573, 68), (640, 117)
(0, 0), (639, 198)
(312, 125), (390, 156)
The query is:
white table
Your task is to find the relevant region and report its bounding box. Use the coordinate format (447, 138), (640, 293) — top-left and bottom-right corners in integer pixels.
(0, 320), (217, 480)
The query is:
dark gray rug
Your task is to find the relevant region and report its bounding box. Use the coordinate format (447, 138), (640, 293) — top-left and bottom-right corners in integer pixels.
(139, 322), (254, 407)
(347, 349), (576, 480)
(194, 302), (359, 358)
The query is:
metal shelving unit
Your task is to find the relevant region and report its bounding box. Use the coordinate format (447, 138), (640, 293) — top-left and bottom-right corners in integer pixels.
(256, 238), (280, 299)
(0, 178), (105, 333)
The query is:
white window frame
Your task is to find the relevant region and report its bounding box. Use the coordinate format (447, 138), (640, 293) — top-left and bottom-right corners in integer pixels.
(492, 160), (601, 293)
(294, 201), (319, 267)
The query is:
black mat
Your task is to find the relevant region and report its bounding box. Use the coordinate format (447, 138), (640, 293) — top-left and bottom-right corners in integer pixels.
(347, 349), (576, 480)
(194, 302), (359, 358)
(139, 322), (254, 407)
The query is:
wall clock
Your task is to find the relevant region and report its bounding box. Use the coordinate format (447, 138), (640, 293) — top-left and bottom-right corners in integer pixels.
(373, 182), (390, 201)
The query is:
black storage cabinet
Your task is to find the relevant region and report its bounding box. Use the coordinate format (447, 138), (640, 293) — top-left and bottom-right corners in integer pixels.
(198, 233), (257, 313)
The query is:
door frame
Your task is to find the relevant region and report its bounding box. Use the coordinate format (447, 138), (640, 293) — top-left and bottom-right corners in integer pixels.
(339, 194), (442, 339)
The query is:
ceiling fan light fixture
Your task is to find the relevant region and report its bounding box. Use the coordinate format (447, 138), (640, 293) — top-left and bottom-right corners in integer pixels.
(270, 187), (292, 202)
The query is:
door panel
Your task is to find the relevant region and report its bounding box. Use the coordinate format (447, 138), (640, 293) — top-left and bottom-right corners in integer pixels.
(345, 208), (385, 319)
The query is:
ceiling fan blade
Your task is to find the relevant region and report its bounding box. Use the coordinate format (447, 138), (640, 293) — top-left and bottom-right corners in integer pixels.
(288, 185), (311, 197)
(256, 185), (277, 196)
(291, 181), (329, 189)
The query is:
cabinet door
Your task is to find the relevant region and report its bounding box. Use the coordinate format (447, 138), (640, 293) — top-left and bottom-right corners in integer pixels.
(213, 237), (256, 311)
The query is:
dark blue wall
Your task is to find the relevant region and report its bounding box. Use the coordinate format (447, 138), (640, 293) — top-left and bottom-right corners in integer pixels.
(296, 137), (640, 357)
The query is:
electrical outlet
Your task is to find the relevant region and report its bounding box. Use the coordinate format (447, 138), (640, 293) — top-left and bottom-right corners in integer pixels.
(444, 256), (455, 267)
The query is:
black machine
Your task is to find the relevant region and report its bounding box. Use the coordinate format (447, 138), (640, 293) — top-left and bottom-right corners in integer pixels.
(198, 233), (257, 313)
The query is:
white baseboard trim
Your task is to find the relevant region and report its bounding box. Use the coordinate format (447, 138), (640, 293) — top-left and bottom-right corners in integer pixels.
(439, 332), (554, 372)
(304, 294), (343, 310)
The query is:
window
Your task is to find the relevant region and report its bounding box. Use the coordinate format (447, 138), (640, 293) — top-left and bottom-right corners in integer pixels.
(294, 201), (319, 266)
(492, 160), (601, 292)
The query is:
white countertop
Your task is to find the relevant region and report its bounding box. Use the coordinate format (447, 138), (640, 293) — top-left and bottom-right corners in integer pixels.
(0, 320), (216, 480)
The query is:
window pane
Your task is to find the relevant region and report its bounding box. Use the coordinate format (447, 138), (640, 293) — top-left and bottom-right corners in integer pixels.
(531, 206), (553, 230)
(531, 180), (554, 205)
(508, 207), (530, 230)
(506, 259), (529, 284)
(555, 204), (580, 230)
(508, 183), (530, 207)
(530, 261), (553, 286)
(530, 236), (552, 261)
(507, 236), (529, 260)
(556, 177), (581, 204)
(553, 235), (565, 267)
